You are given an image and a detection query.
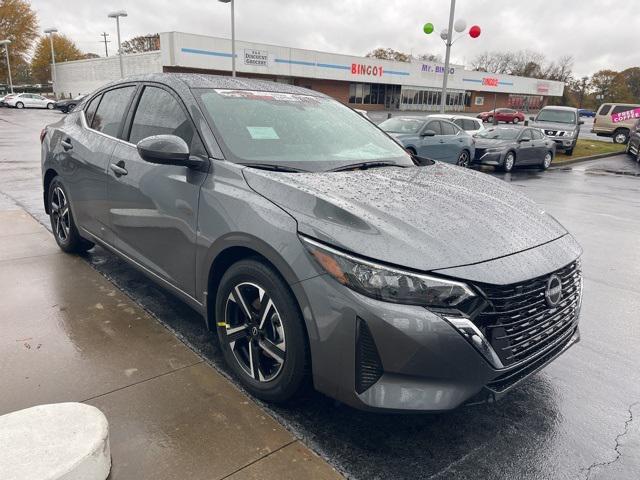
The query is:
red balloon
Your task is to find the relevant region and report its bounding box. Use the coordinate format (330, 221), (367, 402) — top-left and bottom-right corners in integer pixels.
(469, 25), (481, 38)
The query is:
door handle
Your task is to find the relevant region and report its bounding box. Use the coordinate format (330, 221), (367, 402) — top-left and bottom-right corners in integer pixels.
(109, 161), (128, 177)
(61, 139), (72, 150)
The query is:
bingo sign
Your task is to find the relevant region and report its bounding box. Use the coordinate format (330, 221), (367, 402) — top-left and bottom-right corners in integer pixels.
(244, 49), (269, 67)
(611, 107), (640, 123)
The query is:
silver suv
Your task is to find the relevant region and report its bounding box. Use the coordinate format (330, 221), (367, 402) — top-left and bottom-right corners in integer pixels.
(530, 106), (583, 156)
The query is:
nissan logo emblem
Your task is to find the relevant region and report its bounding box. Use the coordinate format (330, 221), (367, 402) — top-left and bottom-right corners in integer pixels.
(545, 274), (563, 308)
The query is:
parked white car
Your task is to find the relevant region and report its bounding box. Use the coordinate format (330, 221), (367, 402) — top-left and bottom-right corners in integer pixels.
(5, 93), (55, 110)
(429, 114), (485, 135)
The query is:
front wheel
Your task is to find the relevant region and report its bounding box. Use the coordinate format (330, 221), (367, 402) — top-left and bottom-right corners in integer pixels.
(48, 178), (94, 253)
(502, 152), (515, 172)
(613, 129), (629, 145)
(15, 102), (23, 109)
(215, 259), (309, 403)
(456, 149), (471, 168)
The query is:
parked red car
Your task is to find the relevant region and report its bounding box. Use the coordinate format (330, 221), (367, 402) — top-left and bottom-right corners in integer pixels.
(477, 108), (526, 124)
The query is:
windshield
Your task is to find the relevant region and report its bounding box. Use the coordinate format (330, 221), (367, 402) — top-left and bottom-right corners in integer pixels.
(378, 117), (425, 134)
(536, 109), (576, 124)
(196, 89), (413, 172)
(475, 127), (519, 140)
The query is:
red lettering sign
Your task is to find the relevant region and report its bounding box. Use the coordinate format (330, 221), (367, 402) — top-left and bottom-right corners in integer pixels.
(482, 77), (499, 87)
(351, 63), (384, 77)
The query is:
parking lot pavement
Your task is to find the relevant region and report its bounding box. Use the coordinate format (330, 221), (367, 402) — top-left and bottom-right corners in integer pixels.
(1, 108), (640, 479)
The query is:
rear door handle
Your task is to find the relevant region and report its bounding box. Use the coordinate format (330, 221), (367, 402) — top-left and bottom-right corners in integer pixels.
(61, 139), (72, 150)
(109, 161), (128, 177)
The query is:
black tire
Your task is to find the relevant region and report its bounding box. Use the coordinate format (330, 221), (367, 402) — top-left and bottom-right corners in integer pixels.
(456, 149), (471, 168)
(565, 148), (574, 156)
(502, 151), (515, 172)
(15, 102), (23, 109)
(215, 259), (309, 403)
(487, 116), (494, 124)
(47, 177), (94, 253)
(513, 117), (520, 124)
(613, 129), (629, 145)
(60, 107), (68, 114)
(540, 151), (553, 170)
(46, 103), (54, 110)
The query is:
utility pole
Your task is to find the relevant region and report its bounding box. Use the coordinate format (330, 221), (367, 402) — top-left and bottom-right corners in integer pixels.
(100, 32), (110, 57)
(440, 0), (456, 113)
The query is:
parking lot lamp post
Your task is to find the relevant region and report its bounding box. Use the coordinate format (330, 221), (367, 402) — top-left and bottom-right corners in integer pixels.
(0, 40), (13, 94)
(108, 10), (127, 78)
(44, 28), (58, 94)
(218, 0), (236, 77)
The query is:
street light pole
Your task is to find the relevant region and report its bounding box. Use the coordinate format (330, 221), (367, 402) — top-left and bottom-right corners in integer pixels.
(108, 10), (127, 78)
(219, 0), (236, 77)
(44, 28), (58, 93)
(440, 0), (456, 113)
(0, 40), (13, 94)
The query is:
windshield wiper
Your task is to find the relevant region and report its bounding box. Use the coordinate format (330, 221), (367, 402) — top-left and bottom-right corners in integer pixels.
(329, 161), (400, 172)
(239, 163), (307, 173)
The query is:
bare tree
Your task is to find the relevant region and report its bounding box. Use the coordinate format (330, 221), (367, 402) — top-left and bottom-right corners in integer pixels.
(471, 50), (573, 82)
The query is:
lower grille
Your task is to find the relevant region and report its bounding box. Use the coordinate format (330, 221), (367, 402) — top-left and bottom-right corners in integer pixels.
(355, 318), (384, 394)
(473, 260), (582, 368)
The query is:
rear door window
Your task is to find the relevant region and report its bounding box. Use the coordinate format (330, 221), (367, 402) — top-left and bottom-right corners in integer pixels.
(532, 129), (544, 140)
(441, 121), (457, 136)
(520, 130), (533, 141)
(128, 86), (204, 154)
(91, 86), (136, 138)
(598, 104), (612, 116)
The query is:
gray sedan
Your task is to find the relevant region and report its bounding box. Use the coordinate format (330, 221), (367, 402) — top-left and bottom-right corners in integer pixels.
(473, 126), (556, 172)
(378, 116), (475, 167)
(41, 74), (582, 412)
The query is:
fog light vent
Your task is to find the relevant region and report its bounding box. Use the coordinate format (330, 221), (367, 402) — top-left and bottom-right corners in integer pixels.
(355, 318), (383, 394)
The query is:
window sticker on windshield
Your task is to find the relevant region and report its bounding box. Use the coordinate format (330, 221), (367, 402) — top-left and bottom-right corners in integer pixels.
(246, 126), (280, 140)
(215, 89), (320, 104)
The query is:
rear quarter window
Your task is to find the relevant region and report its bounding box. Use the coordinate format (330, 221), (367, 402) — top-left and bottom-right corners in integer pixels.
(598, 104), (612, 116)
(84, 95), (101, 126)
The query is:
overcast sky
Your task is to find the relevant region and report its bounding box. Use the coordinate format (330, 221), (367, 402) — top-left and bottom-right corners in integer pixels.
(29, 0), (634, 77)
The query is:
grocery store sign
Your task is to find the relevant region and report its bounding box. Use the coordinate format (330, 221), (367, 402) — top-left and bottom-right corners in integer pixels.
(244, 49), (269, 67)
(612, 107), (640, 123)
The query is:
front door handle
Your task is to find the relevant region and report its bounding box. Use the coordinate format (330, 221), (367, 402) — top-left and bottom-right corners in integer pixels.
(61, 138), (72, 150)
(109, 161), (128, 177)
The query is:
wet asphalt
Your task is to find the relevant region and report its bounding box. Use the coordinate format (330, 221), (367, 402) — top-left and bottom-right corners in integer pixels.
(1, 108), (639, 480)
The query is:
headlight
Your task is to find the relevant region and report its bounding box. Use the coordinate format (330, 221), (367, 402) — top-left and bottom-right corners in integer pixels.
(300, 236), (477, 308)
(565, 130), (576, 137)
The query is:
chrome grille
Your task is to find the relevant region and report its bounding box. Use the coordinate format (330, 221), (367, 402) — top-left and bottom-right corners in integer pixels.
(473, 261), (582, 368)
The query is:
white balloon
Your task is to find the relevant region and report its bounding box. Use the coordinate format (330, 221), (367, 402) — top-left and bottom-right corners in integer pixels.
(454, 19), (467, 33)
(440, 29), (449, 41)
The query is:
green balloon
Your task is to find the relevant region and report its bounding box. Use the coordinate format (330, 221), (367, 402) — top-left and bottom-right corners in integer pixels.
(423, 23), (434, 34)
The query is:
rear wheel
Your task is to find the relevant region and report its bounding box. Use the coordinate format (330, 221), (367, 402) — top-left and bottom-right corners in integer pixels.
(513, 117), (520, 124)
(46, 103), (54, 110)
(47, 177), (94, 253)
(15, 102), (23, 109)
(456, 149), (471, 168)
(215, 259), (309, 403)
(502, 151), (515, 172)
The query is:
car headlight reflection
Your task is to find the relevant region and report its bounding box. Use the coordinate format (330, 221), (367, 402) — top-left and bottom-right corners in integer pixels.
(300, 236), (476, 308)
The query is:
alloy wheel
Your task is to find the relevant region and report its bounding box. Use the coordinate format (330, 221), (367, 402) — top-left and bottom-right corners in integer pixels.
(543, 152), (552, 169)
(504, 153), (515, 172)
(223, 282), (286, 382)
(614, 132), (628, 144)
(50, 186), (71, 243)
(457, 150), (470, 168)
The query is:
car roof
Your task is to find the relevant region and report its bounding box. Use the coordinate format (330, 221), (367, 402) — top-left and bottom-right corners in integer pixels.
(540, 106), (578, 112)
(92, 73), (328, 98)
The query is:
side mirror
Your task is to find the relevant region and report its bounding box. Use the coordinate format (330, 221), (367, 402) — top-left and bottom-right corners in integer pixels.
(137, 135), (204, 168)
(421, 129), (436, 137)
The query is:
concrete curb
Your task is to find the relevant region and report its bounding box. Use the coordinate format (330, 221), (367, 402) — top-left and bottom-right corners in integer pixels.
(0, 403), (111, 480)
(550, 151), (624, 168)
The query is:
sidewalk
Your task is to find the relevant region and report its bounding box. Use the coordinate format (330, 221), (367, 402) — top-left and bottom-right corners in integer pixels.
(0, 202), (341, 480)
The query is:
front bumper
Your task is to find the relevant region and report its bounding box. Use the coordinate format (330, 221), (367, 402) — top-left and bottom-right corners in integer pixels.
(473, 150), (504, 167)
(293, 250), (581, 412)
(550, 137), (576, 150)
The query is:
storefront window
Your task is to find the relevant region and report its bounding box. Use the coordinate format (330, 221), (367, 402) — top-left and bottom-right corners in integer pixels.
(355, 84), (363, 104)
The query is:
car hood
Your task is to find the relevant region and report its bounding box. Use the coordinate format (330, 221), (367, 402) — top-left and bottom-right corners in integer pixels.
(243, 163), (567, 271)
(531, 121), (576, 131)
(473, 138), (513, 149)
